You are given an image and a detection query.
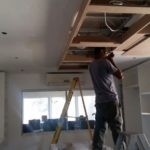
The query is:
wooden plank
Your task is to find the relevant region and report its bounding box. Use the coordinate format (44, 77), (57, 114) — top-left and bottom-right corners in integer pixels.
(139, 24), (150, 34)
(115, 34), (144, 51)
(59, 0), (91, 67)
(87, 5), (150, 14)
(114, 15), (150, 51)
(73, 35), (117, 43)
(122, 15), (150, 41)
(71, 35), (119, 47)
(90, 0), (150, 6)
(63, 54), (93, 63)
(124, 37), (150, 56)
(71, 42), (119, 48)
(59, 65), (88, 70)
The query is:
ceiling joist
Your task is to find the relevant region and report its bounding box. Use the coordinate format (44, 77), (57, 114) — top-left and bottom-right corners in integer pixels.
(59, 65), (88, 70)
(71, 35), (120, 47)
(124, 36), (150, 56)
(71, 42), (119, 48)
(114, 15), (150, 51)
(122, 15), (150, 41)
(139, 24), (150, 34)
(59, 1), (150, 70)
(87, 5), (150, 14)
(63, 54), (93, 63)
(59, 0), (91, 67)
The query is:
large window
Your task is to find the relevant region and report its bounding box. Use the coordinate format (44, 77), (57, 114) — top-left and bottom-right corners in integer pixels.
(22, 90), (95, 133)
(23, 98), (48, 124)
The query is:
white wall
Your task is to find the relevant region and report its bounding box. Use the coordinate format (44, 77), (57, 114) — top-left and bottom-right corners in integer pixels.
(142, 115), (150, 142)
(0, 72), (5, 143)
(0, 72), (115, 150)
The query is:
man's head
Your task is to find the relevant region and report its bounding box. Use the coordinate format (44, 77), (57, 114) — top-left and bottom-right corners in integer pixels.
(94, 47), (107, 59)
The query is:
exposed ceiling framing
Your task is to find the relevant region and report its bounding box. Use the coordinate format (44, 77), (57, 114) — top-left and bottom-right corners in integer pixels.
(59, 0), (150, 70)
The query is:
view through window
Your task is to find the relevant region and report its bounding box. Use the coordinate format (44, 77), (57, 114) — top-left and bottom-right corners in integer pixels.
(22, 90), (95, 133)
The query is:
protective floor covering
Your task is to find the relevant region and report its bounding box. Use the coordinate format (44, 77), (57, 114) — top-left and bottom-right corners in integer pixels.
(50, 142), (113, 150)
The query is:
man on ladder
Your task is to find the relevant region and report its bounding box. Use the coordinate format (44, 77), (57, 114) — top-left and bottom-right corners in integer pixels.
(89, 48), (124, 150)
(51, 77), (93, 146)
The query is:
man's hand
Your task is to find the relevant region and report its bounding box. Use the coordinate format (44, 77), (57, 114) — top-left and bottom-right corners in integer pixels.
(108, 52), (114, 58)
(106, 52), (124, 80)
(106, 52), (114, 60)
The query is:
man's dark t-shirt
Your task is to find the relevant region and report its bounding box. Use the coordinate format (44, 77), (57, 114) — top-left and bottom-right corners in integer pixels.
(89, 58), (118, 104)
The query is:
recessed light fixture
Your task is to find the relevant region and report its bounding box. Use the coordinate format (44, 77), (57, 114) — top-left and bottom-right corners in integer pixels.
(109, 0), (124, 6)
(1, 32), (7, 35)
(14, 57), (19, 59)
(20, 69), (24, 72)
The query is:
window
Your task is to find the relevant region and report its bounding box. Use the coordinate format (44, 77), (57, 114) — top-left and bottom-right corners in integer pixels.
(22, 90), (95, 133)
(51, 97), (65, 119)
(23, 98), (48, 124)
(78, 95), (95, 120)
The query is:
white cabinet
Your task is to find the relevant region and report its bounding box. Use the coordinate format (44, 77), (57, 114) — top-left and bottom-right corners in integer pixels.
(123, 68), (143, 133)
(138, 60), (150, 143)
(138, 61), (150, 93)
(0, 72), (5, 143)
(138, 61), (150, 115)
(122, 61), (150, 142)
(140, 95), (150, 114)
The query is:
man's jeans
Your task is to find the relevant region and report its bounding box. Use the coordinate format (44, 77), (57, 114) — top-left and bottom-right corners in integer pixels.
(92, 101), (123, 150)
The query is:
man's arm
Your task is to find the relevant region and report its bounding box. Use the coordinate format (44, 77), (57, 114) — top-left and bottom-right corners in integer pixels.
(106, 53), (123, 80)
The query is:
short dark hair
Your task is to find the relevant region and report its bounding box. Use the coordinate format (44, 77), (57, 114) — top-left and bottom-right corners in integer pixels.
(94, 47), (105, 59)
(94, 47), (100, 56)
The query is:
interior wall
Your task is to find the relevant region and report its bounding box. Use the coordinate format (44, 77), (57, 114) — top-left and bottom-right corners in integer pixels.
(0, 72), (5, 143)
(138, 60), (150, 143)
(142, 115), (150, 142)
(0, 72), (115, 150)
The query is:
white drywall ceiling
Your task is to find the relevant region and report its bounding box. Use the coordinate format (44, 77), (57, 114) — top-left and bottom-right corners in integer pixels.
(0, 0), (149, 73)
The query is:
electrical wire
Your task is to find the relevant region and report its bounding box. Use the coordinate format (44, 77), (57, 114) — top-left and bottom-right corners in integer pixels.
(104, 12), (119, 32)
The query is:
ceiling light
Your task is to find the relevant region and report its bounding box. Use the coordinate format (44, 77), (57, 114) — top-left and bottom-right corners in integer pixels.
(20, 69), (24, 72)
(14, 57), (19, 59)
(109, 0), (124, 6)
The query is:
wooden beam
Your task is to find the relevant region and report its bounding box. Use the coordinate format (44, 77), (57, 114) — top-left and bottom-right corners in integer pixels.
(59, 0), (91, 67)
(87, 5), (150, 14)
(71, 35), (120, 47)
(63, 54), (93, 63)
(122, 15), (150, 41)
(115, 34), (144, 51)
(139, 24), (150, 34)
(59, 65), (88, 70)
(71, 42), (119, 48)
(73, 35), (118, 43)
(114, 15), (150, 51)
(124, 37), (150, 56)
(72, 0), (91, 38)
(72, 35), (120, 43)
(90, 0), (150, 6)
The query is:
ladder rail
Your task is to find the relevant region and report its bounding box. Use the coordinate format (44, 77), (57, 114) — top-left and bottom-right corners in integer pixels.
(51, 77), (93, 144)
(78, 78), (93, 141)
(51, 78), (78, 144)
